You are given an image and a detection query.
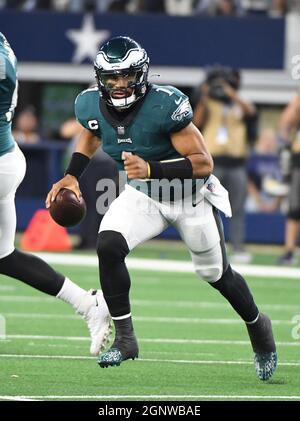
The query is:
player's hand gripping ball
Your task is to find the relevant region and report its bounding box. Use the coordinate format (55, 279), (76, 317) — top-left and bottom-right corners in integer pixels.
(49, 188), (86, 227)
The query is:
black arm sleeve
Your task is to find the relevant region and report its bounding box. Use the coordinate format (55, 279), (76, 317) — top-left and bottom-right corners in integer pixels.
(148, 158), (193, 180)
(65, 152), (90, 179)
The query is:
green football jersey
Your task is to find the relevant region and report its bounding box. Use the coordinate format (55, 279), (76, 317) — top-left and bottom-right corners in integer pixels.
(0, 32), (17, 156)
(75, 83), (194, 199)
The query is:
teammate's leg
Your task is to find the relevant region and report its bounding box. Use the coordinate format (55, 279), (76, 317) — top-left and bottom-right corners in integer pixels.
(0, 145), (111, 355)
(0, 145), (85, 302)
(213, 165), (248, 256)
(278, 168), (300, 265)
(97, 185), (168, 367)
(175, 198), (277, 380)
(225, 167), (248, 254)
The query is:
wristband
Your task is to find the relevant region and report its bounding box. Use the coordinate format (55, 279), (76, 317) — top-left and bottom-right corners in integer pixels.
(65, 152), (90, 179)
(148, 158), (193, 180)
(147, 162), (151, 178)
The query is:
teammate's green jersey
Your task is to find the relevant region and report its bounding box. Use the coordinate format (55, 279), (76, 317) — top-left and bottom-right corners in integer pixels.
(0, 32), (17, 156)
(75, 84), (195, 199)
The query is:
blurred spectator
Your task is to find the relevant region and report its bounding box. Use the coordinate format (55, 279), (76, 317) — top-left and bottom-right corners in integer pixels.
(277, 88), (300, 265)
(0, 0), (295, 13)
(52, 0), (69, 10)
(68, 0), (129, 12)
(242, 0), (290, 16)
(138, 0), (165, 13)
(68, 0), (113, 12)
(12, 106), (41, 144)
(269, 0), (289, 16)
(59, 117), (82, 140)
(246, 128), (282, 213)
(292, 0), (300, 12)
(242, 0), (271, 15)
(165, 0), (194, 15)
(193, 66), (256, 263)
(216, 0), (243, 15)
(3, 0), (51, 9)
(195, 0), (245, 16)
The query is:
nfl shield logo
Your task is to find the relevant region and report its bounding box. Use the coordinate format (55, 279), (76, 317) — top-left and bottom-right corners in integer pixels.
(207, 182), (215, 193)
(117, 126), (125, 135)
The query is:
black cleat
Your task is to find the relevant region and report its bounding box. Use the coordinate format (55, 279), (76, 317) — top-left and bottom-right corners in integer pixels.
(254, 351), (277, 381)
(98, 335), (139, 368)
(277, 251), (297, 266)
(247, 313), (277, 381)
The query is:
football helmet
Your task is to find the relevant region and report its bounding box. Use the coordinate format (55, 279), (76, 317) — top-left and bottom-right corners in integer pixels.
(94, 36), (149, 109)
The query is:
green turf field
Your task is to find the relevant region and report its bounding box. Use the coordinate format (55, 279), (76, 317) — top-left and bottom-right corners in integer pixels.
(0, 244), (300, 401)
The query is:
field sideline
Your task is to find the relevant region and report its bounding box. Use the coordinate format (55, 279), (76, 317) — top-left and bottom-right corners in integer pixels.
(0, 248), (300, 401)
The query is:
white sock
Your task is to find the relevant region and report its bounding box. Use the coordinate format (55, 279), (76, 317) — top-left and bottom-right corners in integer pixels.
(56, 277), (87, 312)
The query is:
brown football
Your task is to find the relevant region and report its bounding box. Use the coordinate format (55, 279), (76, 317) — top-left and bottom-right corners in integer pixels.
(49, 188), (86, 227)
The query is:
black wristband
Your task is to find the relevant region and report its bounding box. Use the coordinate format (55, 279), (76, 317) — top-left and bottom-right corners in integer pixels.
(148, 158), (193, 180)
(65, 152), (90, 179)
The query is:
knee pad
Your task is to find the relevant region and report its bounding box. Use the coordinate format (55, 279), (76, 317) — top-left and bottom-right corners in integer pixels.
(97, 230), (129, 263)
(192, 247), (224, 283)
(210, 264), (234, 291)
(195, 266), (223, 283)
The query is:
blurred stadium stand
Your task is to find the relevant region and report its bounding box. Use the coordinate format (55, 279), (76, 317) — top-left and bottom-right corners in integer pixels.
(1, 11), (299, 102)
(0, 10), (299, 244)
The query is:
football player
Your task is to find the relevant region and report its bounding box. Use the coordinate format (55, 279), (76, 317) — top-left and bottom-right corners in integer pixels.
(277, 88), (300, 265)
(46, 36), (277, 380)
(0, 32), (112, 356)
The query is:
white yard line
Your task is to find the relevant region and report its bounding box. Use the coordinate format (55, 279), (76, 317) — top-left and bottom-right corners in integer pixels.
(0, 295), (55, 303)
(1, 296), (299, 313)
(0, 354), (299, 366)
(0, 394), (299, 400)
(1, 312), (294, 325)
(0, 286), (16, 292)
(141, 338), (300, 347)
(33, 252), (300, 279)
(3, 334), (300, 347)
(0, 354), (94, 360)
(0, 396), (39, 401)
(139, 358), (300, 366)
(5, 334), (89, 341)
(132, 300), (300, 312)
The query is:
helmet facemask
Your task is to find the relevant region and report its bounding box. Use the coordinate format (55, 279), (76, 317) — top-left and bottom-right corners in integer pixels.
(94, 37), (149, 110)
(95, 65), (148, 109)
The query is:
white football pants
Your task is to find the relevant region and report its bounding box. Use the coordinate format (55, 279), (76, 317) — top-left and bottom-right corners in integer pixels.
(100, 182), (231, 283)
(0, 143), (26, 258)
